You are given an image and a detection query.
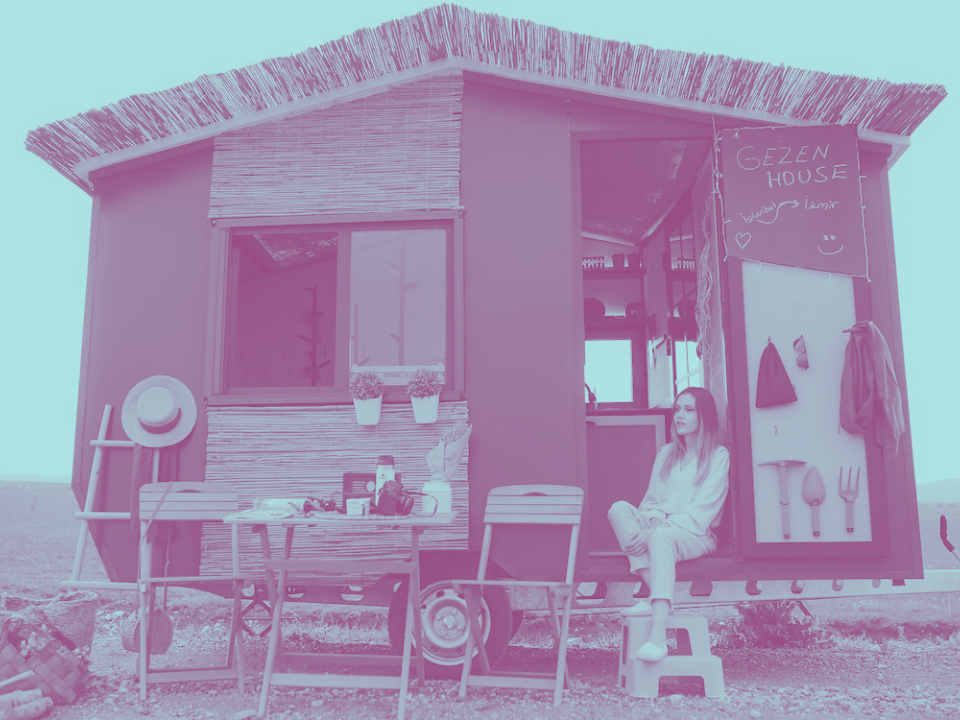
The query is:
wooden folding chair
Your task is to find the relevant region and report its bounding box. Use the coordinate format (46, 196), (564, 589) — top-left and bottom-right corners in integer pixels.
(453, 484), (584, 706)
(137, 482), (248, 700)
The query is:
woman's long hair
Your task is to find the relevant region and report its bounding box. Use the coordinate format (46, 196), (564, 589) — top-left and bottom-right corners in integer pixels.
(660, 387), (722, 486)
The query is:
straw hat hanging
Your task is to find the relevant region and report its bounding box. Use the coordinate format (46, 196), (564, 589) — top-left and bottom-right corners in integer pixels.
(121, 375), (197, 447)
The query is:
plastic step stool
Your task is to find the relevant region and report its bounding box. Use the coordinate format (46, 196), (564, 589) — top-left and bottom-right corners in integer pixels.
(618, 613), (724, 698)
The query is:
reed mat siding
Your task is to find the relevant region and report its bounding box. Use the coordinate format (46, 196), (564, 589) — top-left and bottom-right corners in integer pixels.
(209, 73), (463, 218)
(28, 5), (945, 191)
(200, 401), (469, 580)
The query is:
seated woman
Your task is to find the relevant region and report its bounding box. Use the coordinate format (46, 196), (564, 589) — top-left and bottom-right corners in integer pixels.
(607, 386), (729, 662)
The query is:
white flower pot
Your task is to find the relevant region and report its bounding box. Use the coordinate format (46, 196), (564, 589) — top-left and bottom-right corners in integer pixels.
(421, 481), (453, 514)
(410, 394), (440, 423)
(353, 396), (383, 426)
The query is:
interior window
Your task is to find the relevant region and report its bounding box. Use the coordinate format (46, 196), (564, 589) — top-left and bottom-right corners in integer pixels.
(585, 338), (635, 404)
(224, 222), (450, 394)
(227, 230), (339, 389)
(349, 229), (446, 377)
(673, 339), (703, 393)
(665, 210), (702, 398)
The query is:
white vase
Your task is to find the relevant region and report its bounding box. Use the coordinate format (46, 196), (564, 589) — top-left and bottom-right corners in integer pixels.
(353, 396), (382, 426)
(421, 481), (453, 514)
(410, 394), (440, 423)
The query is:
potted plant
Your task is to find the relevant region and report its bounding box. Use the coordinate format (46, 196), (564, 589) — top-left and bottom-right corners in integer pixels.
(406, 367), (443, 423)
(349, 371), (385, 426)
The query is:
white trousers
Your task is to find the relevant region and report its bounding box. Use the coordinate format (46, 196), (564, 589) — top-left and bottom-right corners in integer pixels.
(607, 501), (716, 604)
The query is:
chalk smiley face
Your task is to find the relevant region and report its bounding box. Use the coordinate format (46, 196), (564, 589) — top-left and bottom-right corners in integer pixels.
(818, 233), (844, 256)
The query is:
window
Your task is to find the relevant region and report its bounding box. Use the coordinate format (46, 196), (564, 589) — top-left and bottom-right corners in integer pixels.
(584, 338), (635, 404)
(583, 326), (644, 409)
(673, 339), (703, 394)
(214, 214), (460, 400)
(227, 229), (340, 390)
(349, 228), (447, 376)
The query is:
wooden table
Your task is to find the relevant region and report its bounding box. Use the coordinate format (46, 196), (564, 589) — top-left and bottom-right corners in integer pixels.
(223, 510), (456, 719)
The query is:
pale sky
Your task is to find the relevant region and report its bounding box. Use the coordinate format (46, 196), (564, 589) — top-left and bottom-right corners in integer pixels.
(1, 0), (956, 484)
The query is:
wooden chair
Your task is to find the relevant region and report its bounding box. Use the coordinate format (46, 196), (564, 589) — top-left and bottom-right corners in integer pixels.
(453, 484), (584, 706)
(137, 482), (248, 700)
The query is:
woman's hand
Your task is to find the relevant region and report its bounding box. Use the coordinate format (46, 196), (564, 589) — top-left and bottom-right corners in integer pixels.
(622, 528), (655, 555)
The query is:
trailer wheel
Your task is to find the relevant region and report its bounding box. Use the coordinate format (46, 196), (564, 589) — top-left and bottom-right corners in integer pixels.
(511, 610), (525, 639)
(387, 572), (512, 679)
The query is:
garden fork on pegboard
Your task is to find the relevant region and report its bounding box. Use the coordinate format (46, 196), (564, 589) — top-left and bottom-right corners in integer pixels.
(839, 467), (860, 533)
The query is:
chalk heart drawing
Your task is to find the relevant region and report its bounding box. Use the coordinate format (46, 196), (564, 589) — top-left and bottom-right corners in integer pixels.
(735, 232), (752, 249)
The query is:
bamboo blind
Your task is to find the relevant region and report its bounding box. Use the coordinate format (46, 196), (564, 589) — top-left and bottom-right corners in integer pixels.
(27, 5), (945, 192)
(200, 401), (469, 581)
(208, 73), (463, 218)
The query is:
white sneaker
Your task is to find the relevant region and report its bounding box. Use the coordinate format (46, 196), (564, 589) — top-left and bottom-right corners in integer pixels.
(635, 642), (668, 662)
(620, 600), (653, 616)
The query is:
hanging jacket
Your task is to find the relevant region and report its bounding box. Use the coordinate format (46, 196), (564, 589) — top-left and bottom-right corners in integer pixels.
(839, 320), (905, 457)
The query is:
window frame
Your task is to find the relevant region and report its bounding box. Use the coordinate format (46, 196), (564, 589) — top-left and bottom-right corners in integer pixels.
(584, 324), (646, 410)
(204, 210), (465, 405)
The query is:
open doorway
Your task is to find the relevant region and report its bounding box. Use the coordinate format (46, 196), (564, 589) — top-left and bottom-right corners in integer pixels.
(579, 137), (712, 410)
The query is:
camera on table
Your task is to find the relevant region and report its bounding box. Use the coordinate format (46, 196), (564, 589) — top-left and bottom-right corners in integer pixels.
(376, 479), (415, 516)
(341, 472), (415, 515)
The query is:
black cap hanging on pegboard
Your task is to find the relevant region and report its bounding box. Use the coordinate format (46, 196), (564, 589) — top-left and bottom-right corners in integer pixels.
(756, 339), (798, 408)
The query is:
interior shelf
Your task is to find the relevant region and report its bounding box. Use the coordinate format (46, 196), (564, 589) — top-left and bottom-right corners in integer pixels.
(584, 315), (644, 330)
(583, 267), (644, 279)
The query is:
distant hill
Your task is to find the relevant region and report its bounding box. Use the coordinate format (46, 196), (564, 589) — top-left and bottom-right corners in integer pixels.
(0, 474), (70, 484)
(918, 478), (960, 505)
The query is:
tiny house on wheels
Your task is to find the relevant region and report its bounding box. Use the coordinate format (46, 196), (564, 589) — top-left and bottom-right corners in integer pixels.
(28, 5), (946, 674)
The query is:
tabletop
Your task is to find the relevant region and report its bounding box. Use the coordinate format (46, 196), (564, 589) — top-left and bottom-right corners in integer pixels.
(222, 509), (457, 527)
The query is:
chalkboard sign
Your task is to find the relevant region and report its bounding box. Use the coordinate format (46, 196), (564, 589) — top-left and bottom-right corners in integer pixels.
(719, 124), (867, 277)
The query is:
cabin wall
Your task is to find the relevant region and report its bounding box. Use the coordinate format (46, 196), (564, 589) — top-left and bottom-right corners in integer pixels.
(459, 81), (586, 547)
(73, 148), (214, 580)
(70, 75), (921, 583)
(859, 150), (921, 574)
(568, 99), (709, 136)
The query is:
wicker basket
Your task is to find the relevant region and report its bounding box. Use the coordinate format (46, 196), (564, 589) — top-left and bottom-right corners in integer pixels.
(0, 612), (90, 705)
(0, 640), (89, 704)
(0, 592), (98, 652)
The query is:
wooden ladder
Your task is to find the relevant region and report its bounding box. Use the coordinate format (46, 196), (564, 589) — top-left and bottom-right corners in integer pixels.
(62, 404), (151, 592)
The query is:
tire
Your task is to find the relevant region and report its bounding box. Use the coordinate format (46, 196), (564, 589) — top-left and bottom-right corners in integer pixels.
(387, 568), (513, 679)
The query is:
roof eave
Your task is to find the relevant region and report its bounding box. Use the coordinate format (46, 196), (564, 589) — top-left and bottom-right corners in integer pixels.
(73, 56), (913, 188)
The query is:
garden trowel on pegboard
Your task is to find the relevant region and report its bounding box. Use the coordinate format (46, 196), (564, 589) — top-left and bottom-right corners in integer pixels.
(802, 465), (826, 537)
(758, 459), (806, 539)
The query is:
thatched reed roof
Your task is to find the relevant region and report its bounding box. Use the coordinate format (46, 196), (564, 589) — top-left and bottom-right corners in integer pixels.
(26, 4), (946, 191)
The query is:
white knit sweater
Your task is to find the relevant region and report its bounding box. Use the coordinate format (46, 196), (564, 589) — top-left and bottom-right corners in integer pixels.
(637, 444), (730, 536)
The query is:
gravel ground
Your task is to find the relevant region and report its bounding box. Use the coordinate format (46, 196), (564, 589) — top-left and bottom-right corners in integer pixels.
(4, 486), (958, 719)
(20, 600), (960, 720)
